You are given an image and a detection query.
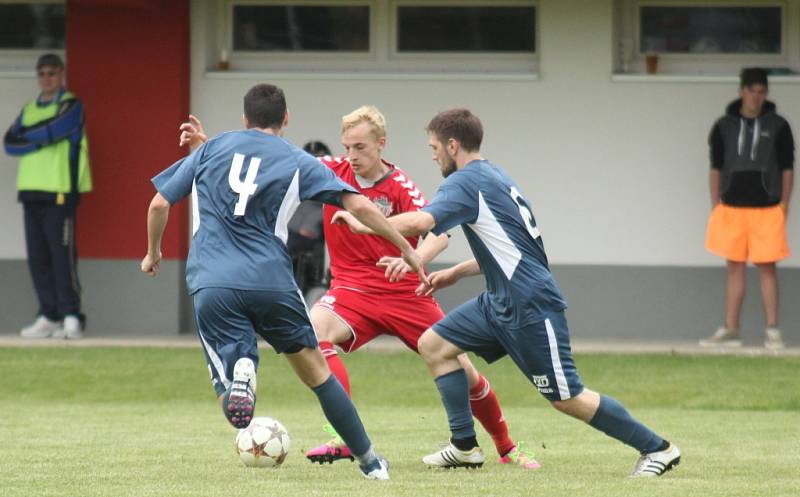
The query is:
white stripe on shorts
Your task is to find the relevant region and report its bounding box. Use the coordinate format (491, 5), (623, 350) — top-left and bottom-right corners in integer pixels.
(545, 318), (571, 400)
(198, 329), (230, 390)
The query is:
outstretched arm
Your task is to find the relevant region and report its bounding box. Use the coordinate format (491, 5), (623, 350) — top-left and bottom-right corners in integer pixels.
(332, 209), (435, 237)
(416, 258), (481, 297)
(341, 193), (429, 285)
(378, 232), (448, 282)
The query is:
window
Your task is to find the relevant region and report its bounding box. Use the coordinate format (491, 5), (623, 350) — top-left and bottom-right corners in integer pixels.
(215, 1), (539, 75)
(614, 1), (793, 77)
(396, 5), (535, 53)
(232, 5), (370, 52)
(640, 6), (781, 54)
(0, 2), (64, 49)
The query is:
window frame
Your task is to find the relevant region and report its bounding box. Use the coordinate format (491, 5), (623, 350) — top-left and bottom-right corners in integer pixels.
(226, 0), (376, 60)
(218, 0), (539, 74)
(635, 1), (787, 59)
(615, 0), (794, 76)
(0, 0), (65, 73)
(389, 0), (537, 58)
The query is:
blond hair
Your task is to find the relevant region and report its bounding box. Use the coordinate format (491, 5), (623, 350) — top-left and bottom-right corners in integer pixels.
(341, 105), (387, 140)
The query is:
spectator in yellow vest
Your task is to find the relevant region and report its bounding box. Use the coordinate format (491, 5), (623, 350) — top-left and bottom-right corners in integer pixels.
(3, 53), (92, 339)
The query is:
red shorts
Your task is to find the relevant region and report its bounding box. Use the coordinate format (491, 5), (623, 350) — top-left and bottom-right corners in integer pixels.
(313, 286), (445, 353)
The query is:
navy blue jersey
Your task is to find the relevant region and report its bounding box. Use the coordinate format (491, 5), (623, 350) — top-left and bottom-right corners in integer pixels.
(152, 129), (358, 294)
(422, 160), (567, 326)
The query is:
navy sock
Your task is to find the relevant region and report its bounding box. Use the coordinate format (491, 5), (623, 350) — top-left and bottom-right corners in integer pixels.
(589, 395), (665, 454)
(434, 369), (476, 441)
(312, 375), (372, 459)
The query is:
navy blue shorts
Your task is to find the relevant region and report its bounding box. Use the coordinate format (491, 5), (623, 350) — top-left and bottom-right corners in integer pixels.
(193, 287), (318, 397)
(432, 294), (583, 401)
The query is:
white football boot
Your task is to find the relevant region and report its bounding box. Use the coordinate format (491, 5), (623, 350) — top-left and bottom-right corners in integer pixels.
(224, 357), (257, 428)
(20, 316), (60, 338)
(360, 456), (390, 480)
(422, 443), (485, 469)
(631, 444), (681, 477)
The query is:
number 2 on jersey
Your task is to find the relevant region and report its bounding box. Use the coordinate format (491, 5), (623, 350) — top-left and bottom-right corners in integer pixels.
(509, 186), (540, 240)
(228, 153), (261, 216)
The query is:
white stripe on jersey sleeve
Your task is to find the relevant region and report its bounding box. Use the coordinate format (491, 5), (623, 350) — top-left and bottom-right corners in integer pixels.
(191, 180), (200, 236)
(468, 191), (522, 280)
(274, 169), (301, 244)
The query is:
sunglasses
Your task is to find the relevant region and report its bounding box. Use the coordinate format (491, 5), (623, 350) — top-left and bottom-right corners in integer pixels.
(37, 70), (59, 77)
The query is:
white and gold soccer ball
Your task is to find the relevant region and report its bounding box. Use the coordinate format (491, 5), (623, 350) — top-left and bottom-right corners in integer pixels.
(235, 416), (291, 468)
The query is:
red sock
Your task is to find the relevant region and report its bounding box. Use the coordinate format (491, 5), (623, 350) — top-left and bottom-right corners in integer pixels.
(470, 375), (515, 456)
(319, 341), (351, 396)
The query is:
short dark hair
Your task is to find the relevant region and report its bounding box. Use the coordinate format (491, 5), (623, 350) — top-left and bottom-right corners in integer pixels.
(303, 140), (331, 157)
(426, 108), (483, 152)
(243, 84), (287, 129)
(740, 67), (768, 89)
(36, 53), (63, 70)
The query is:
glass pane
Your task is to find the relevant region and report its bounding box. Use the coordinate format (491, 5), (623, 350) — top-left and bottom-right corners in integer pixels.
(397, 6), (535, 52)
(640, 7), (781, 54)
(233, 5), (370, 51)
(0, 4), (65, 49)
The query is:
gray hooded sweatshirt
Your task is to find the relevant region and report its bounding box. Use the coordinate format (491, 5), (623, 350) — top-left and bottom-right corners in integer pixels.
(709, 99), (794, 207)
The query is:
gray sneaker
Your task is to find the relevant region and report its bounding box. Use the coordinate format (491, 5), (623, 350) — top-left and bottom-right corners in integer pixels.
(52, 315), (83, 339)
(764, 327), (785, 350)
(699, 326), (742, 347)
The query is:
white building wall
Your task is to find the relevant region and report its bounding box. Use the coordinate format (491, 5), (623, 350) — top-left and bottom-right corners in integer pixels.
(1, 0), (797, 269)
(189, 0), (800, 268)
(0, 74), (37, 259)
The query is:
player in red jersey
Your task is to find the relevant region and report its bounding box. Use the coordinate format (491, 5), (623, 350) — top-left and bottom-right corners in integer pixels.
(178, 108), (539, 470)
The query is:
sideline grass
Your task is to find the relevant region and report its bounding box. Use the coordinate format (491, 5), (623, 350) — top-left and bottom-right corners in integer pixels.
(1, 347), (798, 497)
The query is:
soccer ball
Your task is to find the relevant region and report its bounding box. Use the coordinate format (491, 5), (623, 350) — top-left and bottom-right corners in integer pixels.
(235, 416), (291, 468)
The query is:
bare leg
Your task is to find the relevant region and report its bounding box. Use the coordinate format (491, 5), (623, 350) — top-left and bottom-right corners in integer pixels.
(551, 388), (601, 421)
(725, 260), (746, 330)
(755, 262), (778, 327)
(286, 346), (383, 474)
(284, 346), (332, 388)
(418, 328), (464, 377)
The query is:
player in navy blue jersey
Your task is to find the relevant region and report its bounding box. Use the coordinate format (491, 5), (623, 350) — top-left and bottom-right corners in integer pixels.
(141, 84), (428, 480)
(332, 108), (681, 477)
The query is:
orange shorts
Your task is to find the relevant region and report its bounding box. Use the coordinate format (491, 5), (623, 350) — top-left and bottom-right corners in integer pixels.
(705, 204), (789, 263)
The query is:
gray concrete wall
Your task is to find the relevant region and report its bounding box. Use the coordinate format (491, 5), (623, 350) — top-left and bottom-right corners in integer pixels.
(433, 264), (800, 347)
(0, 259), (191, 335)
(1, 259), (796, 346)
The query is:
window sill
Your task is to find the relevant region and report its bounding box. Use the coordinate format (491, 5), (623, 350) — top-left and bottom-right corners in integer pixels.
(0, 70), (36, 79)
(203, 70), (539, 82)
(611, 73), (800, 84)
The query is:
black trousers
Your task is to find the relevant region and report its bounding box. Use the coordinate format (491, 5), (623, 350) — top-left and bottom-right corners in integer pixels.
(23, 202), (82, 320)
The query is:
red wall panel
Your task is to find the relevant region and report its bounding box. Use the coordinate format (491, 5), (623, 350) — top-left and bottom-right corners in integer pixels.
(66, 0), (190, 259)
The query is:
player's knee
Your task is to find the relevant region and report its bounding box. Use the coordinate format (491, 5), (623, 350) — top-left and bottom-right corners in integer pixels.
(550, 399), (573, 415)
(417, 330), (442, 362)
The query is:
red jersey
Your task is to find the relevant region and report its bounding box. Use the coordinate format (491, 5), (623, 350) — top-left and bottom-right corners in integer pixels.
(321, 156), (427, 294)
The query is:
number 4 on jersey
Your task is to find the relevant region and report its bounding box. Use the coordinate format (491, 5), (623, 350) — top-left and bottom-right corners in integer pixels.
(229, 153), (261, 215)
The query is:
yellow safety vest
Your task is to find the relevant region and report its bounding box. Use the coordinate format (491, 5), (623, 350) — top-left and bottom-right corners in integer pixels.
(17, 90), (92, 197)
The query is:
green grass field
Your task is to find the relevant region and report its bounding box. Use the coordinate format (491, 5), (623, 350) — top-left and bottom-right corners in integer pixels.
(1, 346), (798, 497)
